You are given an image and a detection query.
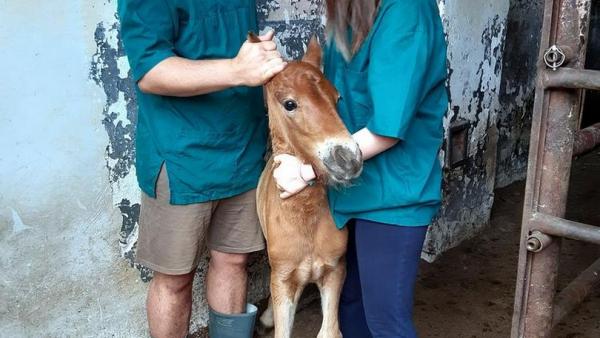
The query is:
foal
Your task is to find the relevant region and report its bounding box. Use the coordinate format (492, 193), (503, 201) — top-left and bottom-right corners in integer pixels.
(254, 36), (363, 338)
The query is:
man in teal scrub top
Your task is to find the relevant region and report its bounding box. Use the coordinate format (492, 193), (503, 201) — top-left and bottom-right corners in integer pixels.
(117, 0), (286, 337)
(274, 0), (448, 336)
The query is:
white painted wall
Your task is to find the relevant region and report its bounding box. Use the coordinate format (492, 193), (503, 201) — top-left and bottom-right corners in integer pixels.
(0, 1), (148, 337)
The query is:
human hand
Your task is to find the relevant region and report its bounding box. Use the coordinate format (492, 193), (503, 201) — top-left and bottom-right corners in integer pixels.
(232, 31), (287, 86)
(272, 154), (316, 199)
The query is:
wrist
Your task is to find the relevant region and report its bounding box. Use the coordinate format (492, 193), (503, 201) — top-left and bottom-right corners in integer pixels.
(228, 58), (245, 87)
(300, 164), (316, 183)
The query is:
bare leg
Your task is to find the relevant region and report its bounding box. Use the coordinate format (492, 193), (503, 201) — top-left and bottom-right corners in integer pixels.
(147, 271), (195, 338)
(206, 250), (249, 314)
(317, 263), (345, 338)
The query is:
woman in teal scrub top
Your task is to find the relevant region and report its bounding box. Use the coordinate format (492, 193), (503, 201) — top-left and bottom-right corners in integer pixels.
(274, 0), (448, 336)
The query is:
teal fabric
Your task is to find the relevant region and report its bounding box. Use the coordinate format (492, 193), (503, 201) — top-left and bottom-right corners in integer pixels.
(325, 0), (448, 228)
(118, 0), (267, 204)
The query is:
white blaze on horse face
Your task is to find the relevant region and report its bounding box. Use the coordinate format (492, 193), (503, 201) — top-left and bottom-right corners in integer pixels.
(316, 138), (359, 161)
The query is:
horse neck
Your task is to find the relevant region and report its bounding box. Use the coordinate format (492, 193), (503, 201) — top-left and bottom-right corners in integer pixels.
(268, 119), (302, 158)
(268, 122), (327, 188)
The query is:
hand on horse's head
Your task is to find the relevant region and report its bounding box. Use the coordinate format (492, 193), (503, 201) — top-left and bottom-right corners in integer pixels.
(232, 30), (287, 87)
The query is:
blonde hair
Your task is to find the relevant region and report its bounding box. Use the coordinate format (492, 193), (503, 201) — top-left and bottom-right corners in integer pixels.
(325, 0), (380, 60)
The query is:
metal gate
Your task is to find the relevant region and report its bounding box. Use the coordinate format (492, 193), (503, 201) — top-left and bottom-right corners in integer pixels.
(511, 0), (600, 337)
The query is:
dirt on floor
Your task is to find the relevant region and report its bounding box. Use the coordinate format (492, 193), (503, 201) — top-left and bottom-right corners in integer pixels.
(259, 151), (600, 338)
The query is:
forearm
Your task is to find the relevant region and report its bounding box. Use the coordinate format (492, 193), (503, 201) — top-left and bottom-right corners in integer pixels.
(352, 128), (399, 160)
(138, 56), (242, 97)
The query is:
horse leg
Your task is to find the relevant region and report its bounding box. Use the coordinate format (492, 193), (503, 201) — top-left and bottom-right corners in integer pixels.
(271, 273), (304, 338)
(256, 296), (274, 336)
(316, 260), (345, 338)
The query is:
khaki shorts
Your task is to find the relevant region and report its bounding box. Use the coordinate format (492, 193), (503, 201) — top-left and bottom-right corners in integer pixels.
(136, 165), (265, 275)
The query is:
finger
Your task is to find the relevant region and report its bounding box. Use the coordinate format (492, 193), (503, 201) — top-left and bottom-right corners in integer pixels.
(258, 30), (275, 41)
(263, 62), (287, 80)
(263, 59), (285, 76)
(260, 41), (277, 51)
(264, 51), (282, 61)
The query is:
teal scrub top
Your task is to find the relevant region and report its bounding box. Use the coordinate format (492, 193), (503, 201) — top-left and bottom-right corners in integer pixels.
(325, 0), (448, 228)
(118, 0), (267, 204)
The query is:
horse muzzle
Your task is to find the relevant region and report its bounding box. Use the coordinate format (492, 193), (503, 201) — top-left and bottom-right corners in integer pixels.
(321, 142), (363, 184)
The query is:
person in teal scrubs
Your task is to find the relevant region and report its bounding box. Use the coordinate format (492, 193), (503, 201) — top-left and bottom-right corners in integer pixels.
(274, 0), (448, 336)
(117, 0), (286, 337)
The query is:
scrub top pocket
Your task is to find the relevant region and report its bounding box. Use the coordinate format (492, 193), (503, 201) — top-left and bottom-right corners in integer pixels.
(343, 68), (372, 131)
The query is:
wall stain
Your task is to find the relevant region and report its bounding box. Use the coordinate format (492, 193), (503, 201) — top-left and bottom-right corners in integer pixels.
(90, 20), (148, 280)
(496, 0), (543, 188)
(425, 4), (509, 261)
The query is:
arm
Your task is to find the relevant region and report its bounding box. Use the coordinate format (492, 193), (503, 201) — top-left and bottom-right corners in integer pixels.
(352, 128), (399, 160)
(138, 31), (286, 97)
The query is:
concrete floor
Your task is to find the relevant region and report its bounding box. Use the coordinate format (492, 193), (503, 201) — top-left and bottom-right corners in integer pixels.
(259, 150), (600, 338)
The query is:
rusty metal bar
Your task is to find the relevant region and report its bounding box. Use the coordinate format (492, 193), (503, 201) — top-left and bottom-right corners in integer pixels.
(552, 257), (600, 327)
(511, 0), (593, 336)
(543, 68), (600, 90)
(573, 123), (600, 156)
(530, 212), (600, 246)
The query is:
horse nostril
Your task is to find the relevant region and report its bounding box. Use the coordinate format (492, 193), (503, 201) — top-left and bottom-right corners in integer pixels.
(329, 145), (362, 177)
(332, 146), (351, 164)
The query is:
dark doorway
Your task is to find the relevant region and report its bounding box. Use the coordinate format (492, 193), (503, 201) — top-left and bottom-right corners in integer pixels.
(581, 0), (600, 128)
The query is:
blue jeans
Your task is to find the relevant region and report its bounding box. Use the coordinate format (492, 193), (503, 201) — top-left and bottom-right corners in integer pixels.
(339, 219), (428, 338)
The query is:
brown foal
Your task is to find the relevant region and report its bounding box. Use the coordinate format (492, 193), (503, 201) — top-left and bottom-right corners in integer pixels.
(252, 35), (363, 338)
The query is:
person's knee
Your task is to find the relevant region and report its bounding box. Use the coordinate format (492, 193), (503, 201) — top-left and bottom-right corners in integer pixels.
(152, 271), (195, 295)
(209, 250), (249, 272)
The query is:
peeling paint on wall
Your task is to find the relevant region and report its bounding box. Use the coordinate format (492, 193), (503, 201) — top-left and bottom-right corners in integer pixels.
(423, 0), (510, 261)
(89, 17), (154, 281)
(496, 0), (543, 188)
(260, 0), (325, 60)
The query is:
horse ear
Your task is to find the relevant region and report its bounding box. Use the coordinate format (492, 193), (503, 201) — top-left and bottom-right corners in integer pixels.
(247, 31), (261, 43)
(302, 36), (322, 69)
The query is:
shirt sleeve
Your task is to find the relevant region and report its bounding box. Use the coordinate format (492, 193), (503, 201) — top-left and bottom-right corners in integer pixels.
(366, 2), (433, 140)
(117, 0), (177, 82)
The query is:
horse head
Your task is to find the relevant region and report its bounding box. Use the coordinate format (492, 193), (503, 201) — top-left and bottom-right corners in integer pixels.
(258, 35), (363, 186)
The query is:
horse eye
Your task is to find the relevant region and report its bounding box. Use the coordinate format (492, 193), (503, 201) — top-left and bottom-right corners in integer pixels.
(283, 99), (297, 112)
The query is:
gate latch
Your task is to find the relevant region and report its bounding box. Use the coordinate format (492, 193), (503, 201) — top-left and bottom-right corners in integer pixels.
(543, 45), (566, 71)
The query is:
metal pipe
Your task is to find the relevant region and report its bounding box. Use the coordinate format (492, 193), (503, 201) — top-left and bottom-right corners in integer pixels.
(527, 230), (555, 252)
(573, 123), (600, 156)
(531, 212), (600, 246)
(543, 68), (600, 90)
(552, 257), (600, 326)
(511, 0), (593, 336)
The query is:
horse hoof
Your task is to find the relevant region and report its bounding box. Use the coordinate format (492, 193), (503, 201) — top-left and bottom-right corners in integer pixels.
(255, 322), (273, 336)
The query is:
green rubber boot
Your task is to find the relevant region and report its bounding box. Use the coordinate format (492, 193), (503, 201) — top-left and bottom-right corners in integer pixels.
(208, 303), (258, 338)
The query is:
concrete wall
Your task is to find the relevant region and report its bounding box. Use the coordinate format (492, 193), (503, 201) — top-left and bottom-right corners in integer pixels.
(423, 0), (510, 260)
(1, 0), (536, 336)
(496, 0), (544, 188)
(0, 1), (148, 336)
